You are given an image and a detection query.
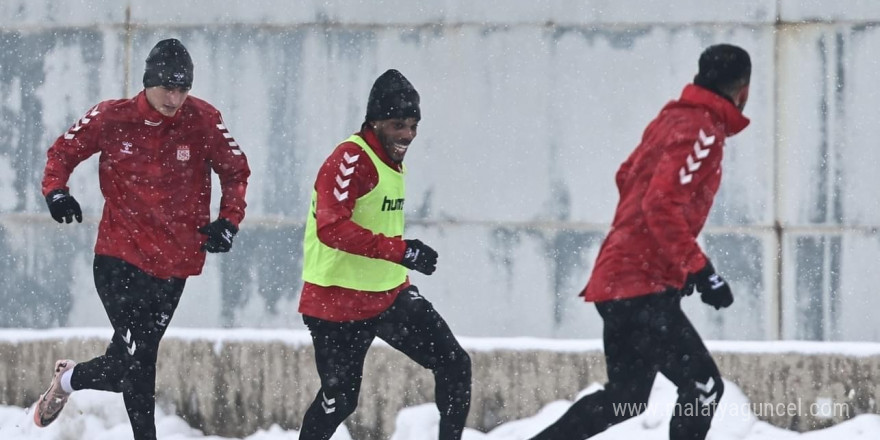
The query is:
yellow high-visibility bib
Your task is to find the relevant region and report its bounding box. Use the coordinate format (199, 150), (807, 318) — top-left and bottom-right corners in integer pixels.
(301, 135), (407, 291)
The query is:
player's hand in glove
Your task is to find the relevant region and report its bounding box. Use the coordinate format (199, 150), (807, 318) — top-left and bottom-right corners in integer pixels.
(400, 239), (438, 275)
(198, 218), (238, 253)
(688, 260), (734, 310)
(45, 189), (83, 224)
(681, 276), (696, 297)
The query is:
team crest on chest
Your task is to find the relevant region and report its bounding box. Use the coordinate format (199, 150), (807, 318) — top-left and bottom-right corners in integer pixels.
(177, 145), (190, 161)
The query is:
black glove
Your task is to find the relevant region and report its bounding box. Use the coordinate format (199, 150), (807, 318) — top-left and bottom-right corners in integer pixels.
(681, 277), (696, 297)
(400, 239), (438, 275)
(45, 189), (82, 224)
(687, 260), (734, 310)
(198, 218), (238, 253)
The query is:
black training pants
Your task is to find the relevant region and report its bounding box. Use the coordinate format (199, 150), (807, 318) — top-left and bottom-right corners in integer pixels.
(300, 286), (472, 440)
(70, 255), (185, 440)
(531, 289), (724, 440)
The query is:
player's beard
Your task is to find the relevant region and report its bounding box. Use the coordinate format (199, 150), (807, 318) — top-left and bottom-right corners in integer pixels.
(376, 130), (410, 163)
(386, 142), (409, 162)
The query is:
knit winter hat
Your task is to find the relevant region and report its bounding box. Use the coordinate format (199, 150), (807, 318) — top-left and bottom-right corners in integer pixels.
(143, 39), (194, 89)
(693, 44), (751, 92)
(365, 69), (420, 122)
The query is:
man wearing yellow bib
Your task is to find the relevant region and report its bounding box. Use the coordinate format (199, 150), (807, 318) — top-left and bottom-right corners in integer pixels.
(298, 69), (472, 440)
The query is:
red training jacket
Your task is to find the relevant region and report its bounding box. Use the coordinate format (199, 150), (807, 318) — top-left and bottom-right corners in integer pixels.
(42, 91), (250, 279)
(582, 84), (750, 302)
(298, 126), (410, 322)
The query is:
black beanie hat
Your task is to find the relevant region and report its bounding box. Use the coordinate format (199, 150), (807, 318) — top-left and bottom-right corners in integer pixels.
(693, 44), (751, 93)
(365, 69), (420, 122)
(143, 39), (194, 89)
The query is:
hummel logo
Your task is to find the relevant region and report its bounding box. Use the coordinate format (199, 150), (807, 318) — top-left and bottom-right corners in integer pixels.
(695, 377), (717, 405)
(51, 193), (66, 202)
(679, 129), (716, 185)
(158, 312), (171, 327)
(404, 247), (420, 261)
(321, 392), (336, 414)
(381, 196), (404, 211)
(122, 329), (137, 355)
(121, 141), (133, 154)
(708, 274), (725, 290)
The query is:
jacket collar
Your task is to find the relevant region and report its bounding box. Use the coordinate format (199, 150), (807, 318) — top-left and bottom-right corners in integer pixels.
(680, 84), (750, 136)
(135, 90), (180, 126)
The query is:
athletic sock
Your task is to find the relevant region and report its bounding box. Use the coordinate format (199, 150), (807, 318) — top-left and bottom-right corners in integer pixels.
(60, 368), (75, 394)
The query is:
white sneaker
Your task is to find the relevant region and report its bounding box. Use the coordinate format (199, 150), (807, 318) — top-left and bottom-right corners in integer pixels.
(33, 359), (77, 427)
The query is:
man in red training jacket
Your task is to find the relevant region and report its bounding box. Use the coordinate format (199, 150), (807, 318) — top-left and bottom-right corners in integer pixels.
(531, 44), (751, 440)
(35, 38), (250, 440)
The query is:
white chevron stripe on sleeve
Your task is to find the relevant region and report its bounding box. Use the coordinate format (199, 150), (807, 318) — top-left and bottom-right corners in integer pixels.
(333, 188), (349, 201)
(686, 154), (701, 172)
(698, 129), (715, 146)
(679, 128), (718, 185)
(679, 167), (693, 185)
(693, 140), (710, 159)
(343, 152), (360, 164)
(63, 106), (100, 139)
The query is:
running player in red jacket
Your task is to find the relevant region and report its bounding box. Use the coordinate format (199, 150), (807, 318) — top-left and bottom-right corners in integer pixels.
(298, 70), (471, 440)
(34, 39), (250, 440)
(530, 44), (751, 440)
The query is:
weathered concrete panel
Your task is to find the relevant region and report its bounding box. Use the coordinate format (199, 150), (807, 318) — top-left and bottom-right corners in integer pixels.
(0, 0), (126, 28)
(780, 0), (880, 22)
(126, 0), (776, 26)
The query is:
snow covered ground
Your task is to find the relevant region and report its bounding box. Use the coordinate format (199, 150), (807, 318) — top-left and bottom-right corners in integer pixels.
(3, 375), (878, 440)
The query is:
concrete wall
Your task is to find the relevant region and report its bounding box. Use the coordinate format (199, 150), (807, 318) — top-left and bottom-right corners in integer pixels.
(2, 330), (878, 438)
(2, 0), (880, 343)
